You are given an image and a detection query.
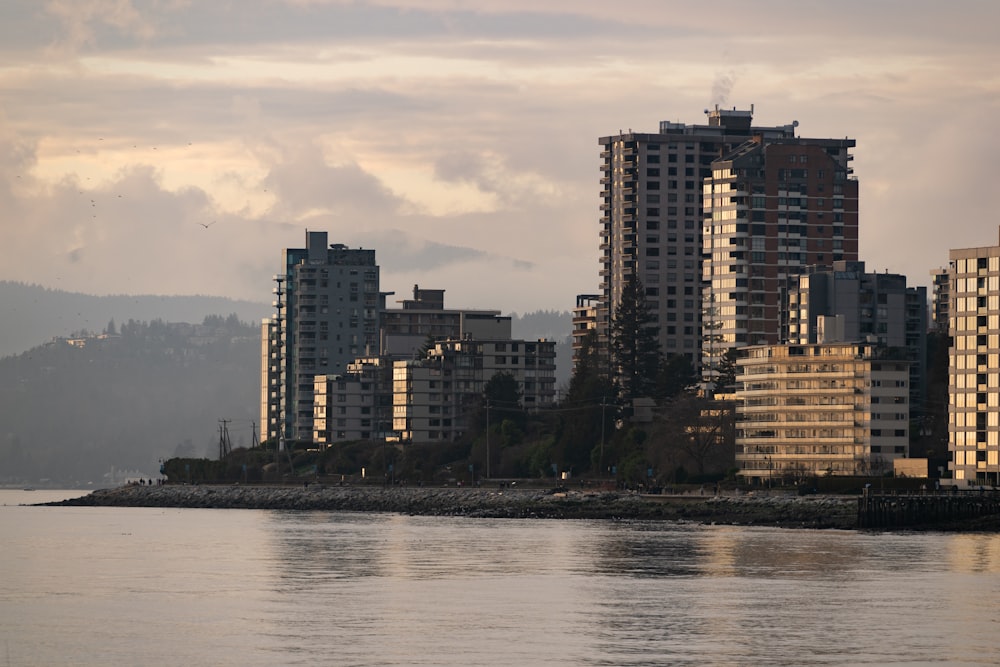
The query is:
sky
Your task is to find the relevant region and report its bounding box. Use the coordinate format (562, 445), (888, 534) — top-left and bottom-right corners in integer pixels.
(2, 0), (999, 316)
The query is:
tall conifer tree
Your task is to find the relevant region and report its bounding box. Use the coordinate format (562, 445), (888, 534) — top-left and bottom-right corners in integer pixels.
(610, 274), (662, 403)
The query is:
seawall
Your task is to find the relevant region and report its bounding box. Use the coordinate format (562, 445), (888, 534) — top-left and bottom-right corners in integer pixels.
(48, 484), (859, 529)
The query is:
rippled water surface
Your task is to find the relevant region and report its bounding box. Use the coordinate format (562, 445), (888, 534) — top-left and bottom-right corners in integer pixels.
(3, 490), (1000, 666)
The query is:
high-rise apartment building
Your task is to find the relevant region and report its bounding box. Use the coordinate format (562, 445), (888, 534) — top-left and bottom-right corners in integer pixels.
(571, 294), (600, 366)
(929, 267), (952, 334)
(948, 229), (1000, 487)
(595, 107), (799, 375)
(261, 231), (381, 444)
(702, 133), (859, 387)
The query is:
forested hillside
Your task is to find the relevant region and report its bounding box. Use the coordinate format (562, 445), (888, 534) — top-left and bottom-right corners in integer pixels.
(0, 296), (575, 485)
(0, 281), (272, 360)
(0, 315), (261, 485)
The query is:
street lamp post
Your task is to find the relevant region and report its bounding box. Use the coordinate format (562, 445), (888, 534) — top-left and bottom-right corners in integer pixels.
(485, 399), (490, 480)
(600, 396), (606, 475)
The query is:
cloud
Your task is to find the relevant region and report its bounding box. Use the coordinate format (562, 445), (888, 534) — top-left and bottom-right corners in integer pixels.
(1, 0), (999, 318)
(43, 0), (158, 52)
(259, 141), (405, 220)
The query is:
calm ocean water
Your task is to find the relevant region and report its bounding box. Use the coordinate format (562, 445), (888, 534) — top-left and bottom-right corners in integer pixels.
(2, 489), (999, 666)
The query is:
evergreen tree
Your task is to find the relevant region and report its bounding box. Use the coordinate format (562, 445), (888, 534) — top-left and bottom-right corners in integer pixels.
(472, 372), (525, 478)
(657, 353), (698, 400)
(470, 372), (524, 434)
(484, 372), (522, 414)
(711, 348), (739, 395)
(610, 274), (662, 403)
(556, 330), (616, 474)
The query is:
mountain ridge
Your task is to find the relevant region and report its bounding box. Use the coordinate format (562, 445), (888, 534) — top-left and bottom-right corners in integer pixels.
(1, 280), (273, 360)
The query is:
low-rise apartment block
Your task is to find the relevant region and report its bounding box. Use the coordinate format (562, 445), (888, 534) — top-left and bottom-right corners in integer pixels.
(380, 284), (511, 358)
(736, 342), (909, 483)
(312, 357), (392, 446)
(392, 338), (557, 443)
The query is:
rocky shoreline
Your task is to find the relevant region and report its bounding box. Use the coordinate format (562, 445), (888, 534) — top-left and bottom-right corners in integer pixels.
(47, 484), (860, 529)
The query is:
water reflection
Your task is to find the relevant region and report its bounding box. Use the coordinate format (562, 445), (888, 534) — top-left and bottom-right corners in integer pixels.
(947, 533), (1000, 573)
(7, 505), (1000, 666)
(262, 511), (609, 584)
(592, 522), (877, 581)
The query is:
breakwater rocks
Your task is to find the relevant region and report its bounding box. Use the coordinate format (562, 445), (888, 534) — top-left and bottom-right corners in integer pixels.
(50, 484), (859, 529)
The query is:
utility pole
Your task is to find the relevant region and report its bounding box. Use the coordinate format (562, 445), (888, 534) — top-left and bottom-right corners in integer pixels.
(218, 419), (232, 459)
(485, 399), (491, 480)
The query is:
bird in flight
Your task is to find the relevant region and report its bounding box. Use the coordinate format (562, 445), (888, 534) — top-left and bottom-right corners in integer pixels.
(198, 221), (217, 229)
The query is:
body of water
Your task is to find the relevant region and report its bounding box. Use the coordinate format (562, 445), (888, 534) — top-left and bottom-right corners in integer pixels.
(2, 489), (998, 666)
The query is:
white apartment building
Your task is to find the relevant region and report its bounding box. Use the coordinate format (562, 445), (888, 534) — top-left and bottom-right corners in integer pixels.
(736, 342), (909, 483)
(949, 230), (1000, 487)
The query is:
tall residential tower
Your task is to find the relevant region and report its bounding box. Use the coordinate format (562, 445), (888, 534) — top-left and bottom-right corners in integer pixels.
(702, 132), (859, 387)
(948, 228), (1000, 487)
(261, 231), (381, 444)
(594, 107), (798, 374)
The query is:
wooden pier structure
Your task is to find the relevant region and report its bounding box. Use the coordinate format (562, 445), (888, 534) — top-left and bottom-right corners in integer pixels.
(857, 490), (1000, 529)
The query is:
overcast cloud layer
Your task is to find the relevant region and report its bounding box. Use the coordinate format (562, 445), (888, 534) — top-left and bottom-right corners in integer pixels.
(2, 0), (998, 314)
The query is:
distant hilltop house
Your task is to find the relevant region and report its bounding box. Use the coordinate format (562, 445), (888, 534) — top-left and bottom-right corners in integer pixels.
(57, 333), (121, 348)
(51, 320), (253, 359)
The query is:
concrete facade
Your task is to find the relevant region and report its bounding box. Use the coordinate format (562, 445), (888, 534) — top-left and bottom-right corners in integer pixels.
(948, 229), (1000, 487)
(380, 284), (509, 359)
(702, 135), (859, 389)
(260, 318), (282, 445)
(595, 107), (799, 375)
(736, 342), (909, 483)
(392, 338), (557, 443)
(930, 267), (951, 334)
(264, 231), (382, 443)
(571, 293), (601, 367)
(312, 357), (392, 446)
(781, 261), (927, 420)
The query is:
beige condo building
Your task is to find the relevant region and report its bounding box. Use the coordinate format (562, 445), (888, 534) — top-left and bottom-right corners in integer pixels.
(948, 229), (1000, 487)
(736, 342), (909, 483)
